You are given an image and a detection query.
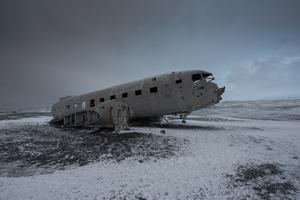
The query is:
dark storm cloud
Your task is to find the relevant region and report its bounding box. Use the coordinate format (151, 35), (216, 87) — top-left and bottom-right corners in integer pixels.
(1, 0), (300, 109)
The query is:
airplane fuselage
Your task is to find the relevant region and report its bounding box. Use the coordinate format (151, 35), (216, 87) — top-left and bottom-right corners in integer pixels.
(51, 70), (225, 129)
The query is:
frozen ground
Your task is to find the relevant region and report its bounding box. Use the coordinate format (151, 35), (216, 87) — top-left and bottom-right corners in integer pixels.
(0, 99), (299, 200)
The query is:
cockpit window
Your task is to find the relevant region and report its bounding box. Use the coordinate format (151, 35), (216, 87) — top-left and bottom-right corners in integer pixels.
(192, 74), (202, 81)
(202, 73), (214, 81)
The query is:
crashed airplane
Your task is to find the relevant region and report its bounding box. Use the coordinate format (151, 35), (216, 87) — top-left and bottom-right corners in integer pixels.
(51, 70), (225, 131)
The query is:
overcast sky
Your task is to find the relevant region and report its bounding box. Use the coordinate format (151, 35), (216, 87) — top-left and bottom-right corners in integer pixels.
(1, 0), (300, 110)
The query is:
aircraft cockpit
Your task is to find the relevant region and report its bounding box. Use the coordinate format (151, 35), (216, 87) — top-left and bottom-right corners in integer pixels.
(202, 72), (214, 81)
(192, 72), (215, 83)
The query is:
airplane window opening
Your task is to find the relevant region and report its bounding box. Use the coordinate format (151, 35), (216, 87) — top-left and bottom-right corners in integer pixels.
(122, 92), (128, 98)
(135, 90), (142, 96)
(152, 77), (157, 81)
(82, 101), (86, 109)
(192, 74), (202, 82)
(150, 87), (158, 93)
(66, 105), (70, 109)
(176, 79), (182, 84)
(90, 99), (95, 107)
(110, 95), (116, 100)
(99, 97), (104, 102)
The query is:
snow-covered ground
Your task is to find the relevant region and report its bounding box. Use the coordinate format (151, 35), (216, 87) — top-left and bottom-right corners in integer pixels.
(0, 100), (299, 200)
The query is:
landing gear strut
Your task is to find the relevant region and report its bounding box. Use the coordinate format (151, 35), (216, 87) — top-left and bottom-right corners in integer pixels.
(179, 113), (190, 123)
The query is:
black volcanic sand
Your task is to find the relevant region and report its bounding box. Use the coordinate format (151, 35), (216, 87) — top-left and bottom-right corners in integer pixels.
(0, 124), (188, 177)
(131, 121), (225, 131)
(226, 163), (298, 200)
(132, 121), (264, 132)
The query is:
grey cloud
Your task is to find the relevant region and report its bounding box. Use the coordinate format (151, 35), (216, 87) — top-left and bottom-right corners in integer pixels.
(1, 0), (300, 109)
(225, 56), (300, 100)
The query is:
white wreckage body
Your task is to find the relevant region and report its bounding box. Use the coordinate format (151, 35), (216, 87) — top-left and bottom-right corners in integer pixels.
(51, 70), (225, 131)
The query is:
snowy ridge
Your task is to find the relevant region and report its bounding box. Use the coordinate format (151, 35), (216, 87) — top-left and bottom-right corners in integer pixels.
(0, 116), (52, 129)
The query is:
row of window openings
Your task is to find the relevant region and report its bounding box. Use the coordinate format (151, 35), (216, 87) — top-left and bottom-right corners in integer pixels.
(66, 78), (185, 110)
(68, 75), (205, 110)
(66, 86), (164, 109)
(105, 87), (158, 102)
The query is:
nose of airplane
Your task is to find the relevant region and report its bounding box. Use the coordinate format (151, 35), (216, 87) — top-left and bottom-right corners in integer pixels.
(215, 86), (225, 101)
(217, 87), (225, 96)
